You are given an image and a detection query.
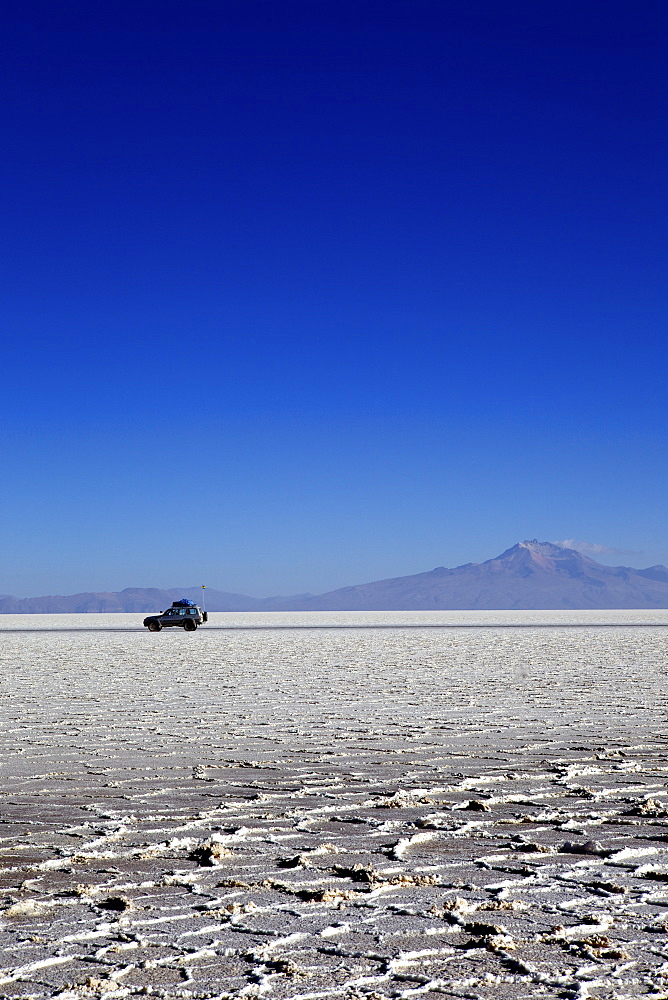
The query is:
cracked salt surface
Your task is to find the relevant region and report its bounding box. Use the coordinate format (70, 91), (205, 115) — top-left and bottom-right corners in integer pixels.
(0, 610), (667, 999)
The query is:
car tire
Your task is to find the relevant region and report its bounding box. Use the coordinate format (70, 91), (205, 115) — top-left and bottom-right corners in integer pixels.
(147, 621), (162, 632)
(184, 619), (197, 631)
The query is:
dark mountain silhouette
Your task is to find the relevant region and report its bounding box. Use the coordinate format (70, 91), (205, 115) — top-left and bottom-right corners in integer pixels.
(1, 541), (667, 613)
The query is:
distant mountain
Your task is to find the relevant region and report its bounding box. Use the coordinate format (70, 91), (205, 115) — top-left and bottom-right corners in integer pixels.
(0, 587), (272, 615)
(1, 541), (667, 612)
(636, 565), (668, 583)
(270, 541), (668, 611)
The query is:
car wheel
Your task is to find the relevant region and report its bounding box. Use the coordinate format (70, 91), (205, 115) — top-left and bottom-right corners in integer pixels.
(184, 619), (197, 631)
(147, 620), (162, 632)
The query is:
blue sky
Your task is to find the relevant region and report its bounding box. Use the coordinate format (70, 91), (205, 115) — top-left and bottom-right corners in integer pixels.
(2, 1), (667, 597)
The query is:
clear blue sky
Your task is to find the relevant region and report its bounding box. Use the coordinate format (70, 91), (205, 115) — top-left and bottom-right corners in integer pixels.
(2, 1), (667, 597)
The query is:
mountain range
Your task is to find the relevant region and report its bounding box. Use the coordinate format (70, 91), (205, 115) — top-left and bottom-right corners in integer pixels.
(2, 541), (668, 613)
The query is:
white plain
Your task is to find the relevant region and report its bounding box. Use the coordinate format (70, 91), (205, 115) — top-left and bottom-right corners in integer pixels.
(0, 611), (667, 998)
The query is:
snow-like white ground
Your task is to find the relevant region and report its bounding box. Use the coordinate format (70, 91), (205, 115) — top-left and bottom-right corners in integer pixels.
(0, 611), (667, 999)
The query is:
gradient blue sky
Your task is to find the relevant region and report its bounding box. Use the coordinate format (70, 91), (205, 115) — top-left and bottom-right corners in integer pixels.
(2, 1), (667, 597)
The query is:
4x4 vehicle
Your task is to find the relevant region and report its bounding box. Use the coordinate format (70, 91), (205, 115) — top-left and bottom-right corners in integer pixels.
(143, 600), (208, 632)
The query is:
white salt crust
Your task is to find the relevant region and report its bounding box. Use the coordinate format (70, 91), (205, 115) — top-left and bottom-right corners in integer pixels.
(0, 610), (666, 998)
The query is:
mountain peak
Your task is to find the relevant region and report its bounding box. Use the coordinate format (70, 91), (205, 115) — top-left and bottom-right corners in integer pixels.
(519, 539), (577, 558)
(487, 539), (600, 578)
(495, 539), (573, 562)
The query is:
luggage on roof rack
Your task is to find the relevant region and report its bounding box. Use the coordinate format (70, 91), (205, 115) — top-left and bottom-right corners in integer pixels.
(172, 599), (197, 607)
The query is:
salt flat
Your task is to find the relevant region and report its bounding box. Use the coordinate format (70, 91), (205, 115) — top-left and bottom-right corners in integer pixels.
(0, 611), (667, 1000)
